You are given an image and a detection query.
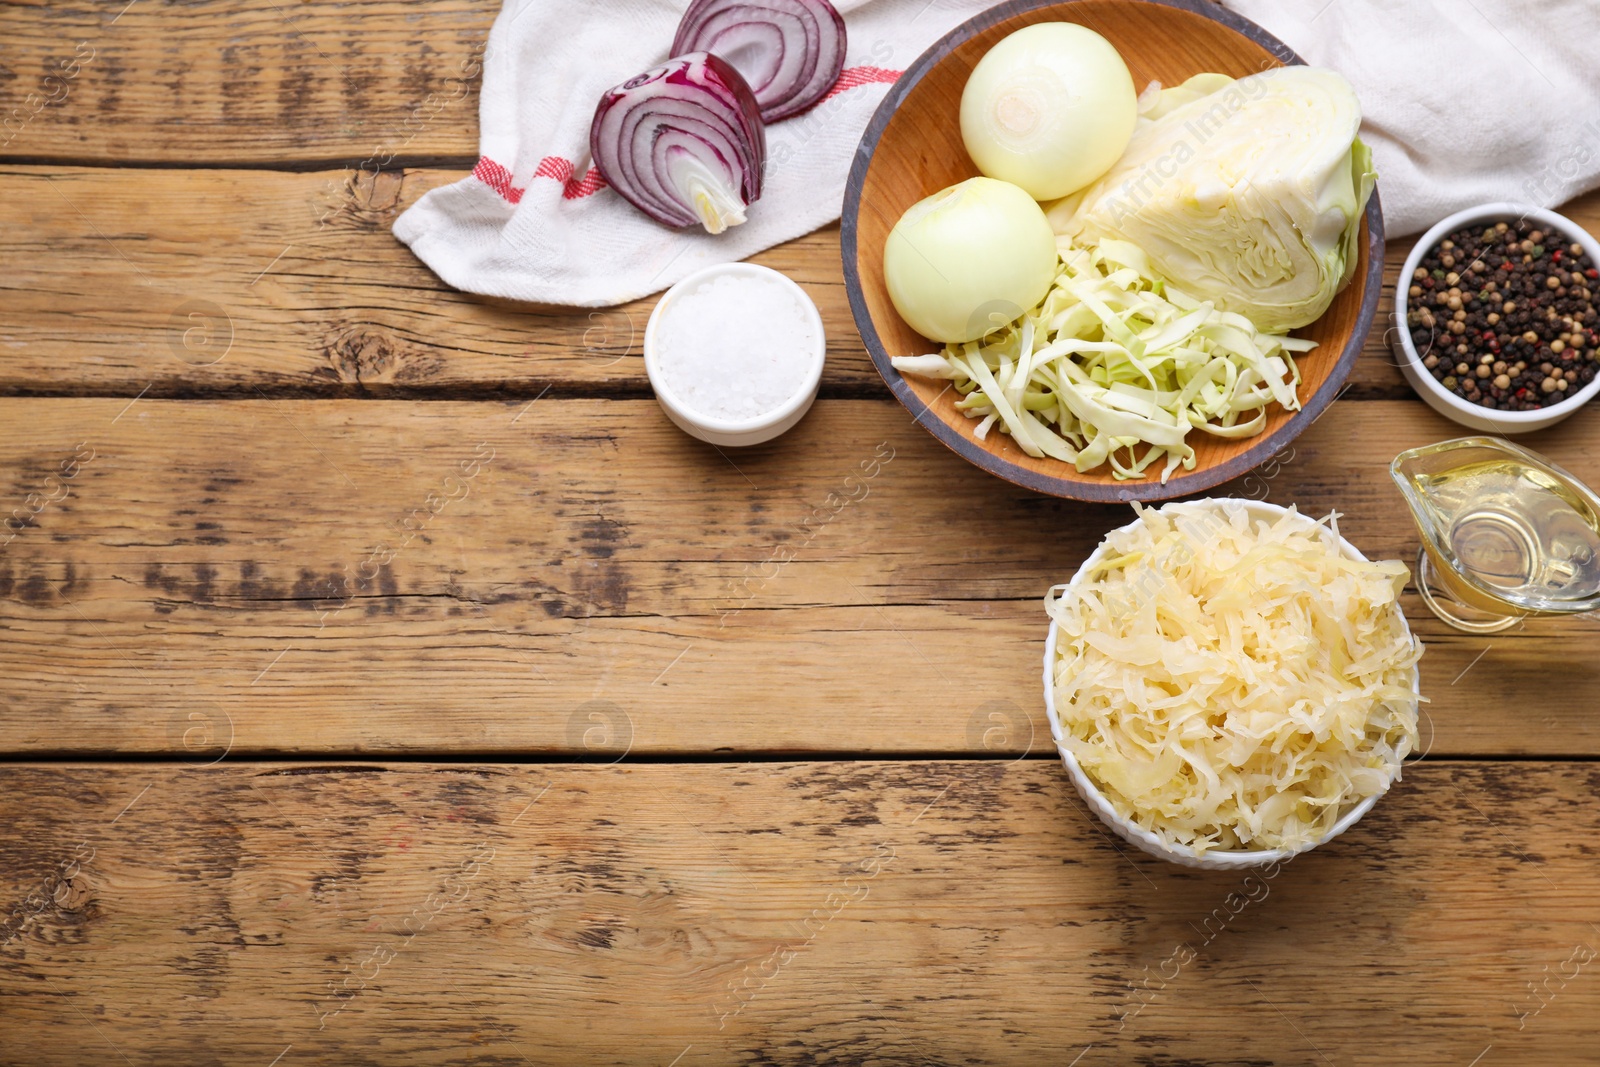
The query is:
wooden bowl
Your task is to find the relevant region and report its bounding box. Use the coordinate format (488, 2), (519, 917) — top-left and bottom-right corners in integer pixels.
(840, 0), (1385, 503)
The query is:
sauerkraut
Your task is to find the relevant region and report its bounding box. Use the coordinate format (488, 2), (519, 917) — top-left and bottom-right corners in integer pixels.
(1046, 501), (1422, 854)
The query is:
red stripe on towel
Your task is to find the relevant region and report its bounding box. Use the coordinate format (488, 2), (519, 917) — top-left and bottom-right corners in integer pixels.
(531, 156), (608, 199)
(472, 156), (525, 204)
(822, 65), (902, 101)
(475, 155), (608, 203)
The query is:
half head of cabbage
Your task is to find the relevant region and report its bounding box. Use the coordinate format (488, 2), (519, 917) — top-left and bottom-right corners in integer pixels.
(1053, 67), (1377, 334)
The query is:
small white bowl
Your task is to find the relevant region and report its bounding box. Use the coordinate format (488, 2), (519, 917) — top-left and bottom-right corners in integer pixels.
(644, 262), (826, 447)
(1391, 201), (1600, 434)
(1042, 499), (1421, 870)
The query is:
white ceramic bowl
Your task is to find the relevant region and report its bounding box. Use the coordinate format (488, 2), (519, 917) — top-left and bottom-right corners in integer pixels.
(1042, 499), (1421, 870)
(1391, 202), (1600, 434)
(644, 262), (826, 447)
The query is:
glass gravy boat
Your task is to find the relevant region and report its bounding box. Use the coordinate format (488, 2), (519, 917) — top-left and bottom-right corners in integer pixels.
(1391, 437), (1600, 633)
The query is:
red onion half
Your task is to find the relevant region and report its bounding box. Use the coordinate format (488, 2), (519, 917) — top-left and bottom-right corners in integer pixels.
(590, 52), (766, 234)
(671, 0), (847, 123)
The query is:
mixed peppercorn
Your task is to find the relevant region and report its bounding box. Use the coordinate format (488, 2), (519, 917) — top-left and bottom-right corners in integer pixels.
(1406, 218), (1600, 411)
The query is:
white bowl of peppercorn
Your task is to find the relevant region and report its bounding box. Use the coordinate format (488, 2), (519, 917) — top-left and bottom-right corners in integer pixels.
(1392, 202), (1600, 433)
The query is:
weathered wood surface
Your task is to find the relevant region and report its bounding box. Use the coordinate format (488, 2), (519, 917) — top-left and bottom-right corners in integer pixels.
(0, 0), (493, 165)
(4, 395), (1598, 757)
(9, 168), (1596, 400)
(0, 165), (875, 398)
(2, 761), (1596, 1066)
(6, 1), (1598, 1062)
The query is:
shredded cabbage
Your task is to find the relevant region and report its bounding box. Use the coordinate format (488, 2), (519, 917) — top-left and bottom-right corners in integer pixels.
(1045, 501), (1423, 854)
(891, 239), (1314, 482)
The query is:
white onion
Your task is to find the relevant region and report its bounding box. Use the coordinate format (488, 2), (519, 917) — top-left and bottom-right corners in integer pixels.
(959, 23), (1137, 201)
(883, 177), (1057, 344)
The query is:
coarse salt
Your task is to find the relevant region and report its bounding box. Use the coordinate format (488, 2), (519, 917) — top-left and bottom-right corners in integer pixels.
(653, 271), (819, 423)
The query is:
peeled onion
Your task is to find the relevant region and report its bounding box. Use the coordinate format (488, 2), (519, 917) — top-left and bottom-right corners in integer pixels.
(883, 177), (1058, 344)
(960, 23), (1137, 201)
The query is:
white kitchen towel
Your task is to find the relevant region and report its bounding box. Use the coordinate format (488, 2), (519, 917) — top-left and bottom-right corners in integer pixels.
(393, 0), (994, 308)
(395, 0), (1600, 308)
(1225, 0), (1600, 236)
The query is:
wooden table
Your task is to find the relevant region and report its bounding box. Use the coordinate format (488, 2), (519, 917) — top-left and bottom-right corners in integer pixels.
(4, 3), (1599, 1064)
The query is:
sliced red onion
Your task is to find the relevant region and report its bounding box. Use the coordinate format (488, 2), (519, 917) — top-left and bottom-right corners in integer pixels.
(671, 0), (847, 123)
(590, 52), (766, 234)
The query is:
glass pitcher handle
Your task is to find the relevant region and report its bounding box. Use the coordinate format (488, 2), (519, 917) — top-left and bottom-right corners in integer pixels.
(1414, 547), (1523, 634)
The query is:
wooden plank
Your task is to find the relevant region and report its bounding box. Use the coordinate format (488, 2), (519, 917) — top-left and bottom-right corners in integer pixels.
(6, 167), (1596, 400)
(0, 0), (492, 165)
(1, 760), (1596, 1065)
(3, 396), (1598, 757)
(0, 166), (883, 397)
